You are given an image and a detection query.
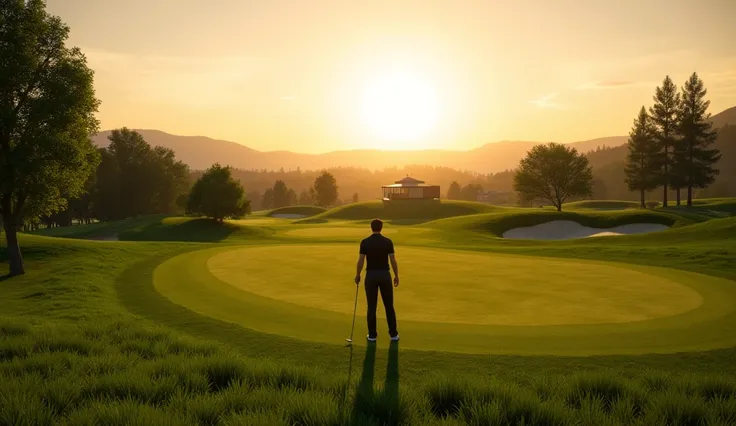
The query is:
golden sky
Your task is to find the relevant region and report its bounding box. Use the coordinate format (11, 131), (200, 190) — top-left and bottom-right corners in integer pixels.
(47, 0), (736, 153)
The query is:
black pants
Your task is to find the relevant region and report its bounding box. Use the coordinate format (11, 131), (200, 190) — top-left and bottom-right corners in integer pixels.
(365, 270), (398, 338)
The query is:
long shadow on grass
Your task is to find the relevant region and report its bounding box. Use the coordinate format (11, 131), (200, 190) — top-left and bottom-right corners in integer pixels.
(351, 342), (400, 424)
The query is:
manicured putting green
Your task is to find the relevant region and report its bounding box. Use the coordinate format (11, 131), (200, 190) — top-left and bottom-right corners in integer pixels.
(154, 244), (736, 355)
(207, 246), (700, 326)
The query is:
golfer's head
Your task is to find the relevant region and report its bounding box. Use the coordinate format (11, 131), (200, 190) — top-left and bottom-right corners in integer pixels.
(371, 219), (383, 233)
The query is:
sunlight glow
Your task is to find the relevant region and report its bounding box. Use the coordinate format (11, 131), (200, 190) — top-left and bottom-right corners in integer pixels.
(358, 69), (440, 148)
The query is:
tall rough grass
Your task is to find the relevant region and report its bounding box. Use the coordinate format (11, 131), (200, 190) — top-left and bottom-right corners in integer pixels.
(2, 319), (736, 425)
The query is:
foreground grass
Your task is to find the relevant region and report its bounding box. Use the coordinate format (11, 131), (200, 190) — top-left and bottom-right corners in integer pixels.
(2, 319), (736, 426)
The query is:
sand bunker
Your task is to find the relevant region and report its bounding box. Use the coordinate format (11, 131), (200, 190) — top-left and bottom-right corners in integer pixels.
(502, 220), (669, 240)
(271, 213), (306, 219)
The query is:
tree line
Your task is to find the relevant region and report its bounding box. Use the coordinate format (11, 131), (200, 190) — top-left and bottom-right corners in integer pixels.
(508, 74), (724, 211)
(186, 163), (339, 222)
(624, 73), (721, 207)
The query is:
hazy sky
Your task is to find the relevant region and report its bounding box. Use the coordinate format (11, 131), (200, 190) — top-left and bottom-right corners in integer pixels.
(47, 0), (736, 153)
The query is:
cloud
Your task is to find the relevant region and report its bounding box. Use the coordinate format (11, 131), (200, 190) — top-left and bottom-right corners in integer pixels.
(529, 93), (565, 110)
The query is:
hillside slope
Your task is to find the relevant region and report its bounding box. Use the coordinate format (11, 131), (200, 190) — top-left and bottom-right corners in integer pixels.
(92, 130), (622, 173)
(91, 106), (733, 174)
(587, 124), (736, 199)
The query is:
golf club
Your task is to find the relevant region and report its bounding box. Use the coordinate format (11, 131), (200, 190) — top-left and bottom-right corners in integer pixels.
(346, 282), (360, 343)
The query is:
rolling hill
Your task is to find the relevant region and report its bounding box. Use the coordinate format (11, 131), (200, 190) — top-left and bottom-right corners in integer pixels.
(92, 106), (733, 175)
(92, 131), (626, 174)
(711, 106), (736, 128)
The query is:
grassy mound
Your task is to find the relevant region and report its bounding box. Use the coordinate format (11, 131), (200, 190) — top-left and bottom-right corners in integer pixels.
(118, 217), (271, 242)
(32, 216), (270, 243)
(427, 209), (684, 237)
(31, 215), (168, 240)
(299, 200), (500, 223)
(266, 205), (327, 217)
(565, 200), (646, 210)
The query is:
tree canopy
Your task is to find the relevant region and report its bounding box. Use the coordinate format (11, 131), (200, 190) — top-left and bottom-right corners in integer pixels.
(312, 171), (338, 207)
(92, 128), (190, 221)
(674, 72), (721, 206)
(0, 0), (101, 275)
(624, 107), (660, 207)
(513, 143), (593, 211)
(186, 164), (250, 222)
(649, 75), (681, 206)
(272, 180), (290, 208)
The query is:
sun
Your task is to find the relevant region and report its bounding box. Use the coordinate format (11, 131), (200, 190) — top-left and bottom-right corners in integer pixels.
(358, 69), (440, 148)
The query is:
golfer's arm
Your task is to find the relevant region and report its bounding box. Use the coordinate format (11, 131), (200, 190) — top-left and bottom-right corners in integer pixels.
(356, 254), (365, 276)
(389, 254), (398, 277)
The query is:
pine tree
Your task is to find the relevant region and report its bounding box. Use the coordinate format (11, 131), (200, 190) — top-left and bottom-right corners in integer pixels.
(624, 107), (660, 208)
(674, 72), (721, 207)
(649, 75), (681, 207)
(272, 180), (290, 208)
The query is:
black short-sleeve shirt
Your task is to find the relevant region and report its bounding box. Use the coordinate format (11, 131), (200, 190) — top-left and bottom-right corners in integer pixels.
(359, 234), (395, 271)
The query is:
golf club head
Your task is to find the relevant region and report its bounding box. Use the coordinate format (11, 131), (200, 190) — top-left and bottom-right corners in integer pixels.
(345, 338), (353, 344)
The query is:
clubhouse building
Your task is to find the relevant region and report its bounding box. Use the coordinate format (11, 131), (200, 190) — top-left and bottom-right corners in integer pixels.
(381, 176), (440, 201)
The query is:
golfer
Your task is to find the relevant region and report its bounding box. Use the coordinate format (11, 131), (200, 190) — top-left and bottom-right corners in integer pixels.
(355, 218), (400, 342)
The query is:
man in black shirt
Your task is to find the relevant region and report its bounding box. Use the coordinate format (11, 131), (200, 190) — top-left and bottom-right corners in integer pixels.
(355, 218), (400, 342)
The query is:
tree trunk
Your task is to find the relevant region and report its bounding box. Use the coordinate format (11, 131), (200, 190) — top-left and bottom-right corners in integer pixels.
(2, 215), (25, 276)
(663, 146), (669, 207)
(662, 183), (668, 207)
(640, 189), (645, 208)
(687, 185), (693, 207)
(676, 189), (681, 206)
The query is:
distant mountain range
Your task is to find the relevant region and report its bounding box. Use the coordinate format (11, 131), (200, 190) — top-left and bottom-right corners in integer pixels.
(92, 106), (736, 174)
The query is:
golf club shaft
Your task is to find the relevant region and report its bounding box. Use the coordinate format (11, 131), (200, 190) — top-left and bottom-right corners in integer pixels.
(349, 282), (359, 341)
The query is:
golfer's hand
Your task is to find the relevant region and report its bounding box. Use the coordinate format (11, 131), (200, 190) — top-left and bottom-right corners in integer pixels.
(393, 276), (400, 287)
(354, 275), (361, 285)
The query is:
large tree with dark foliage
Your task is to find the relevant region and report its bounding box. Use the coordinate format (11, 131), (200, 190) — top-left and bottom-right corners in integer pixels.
(674, 72), (721, 207)
(186, 164), (250, 222)
(92, 128), (189, 220)
(272, 180), (290, 208)
(0, 0), (100, 275)
(649, 75), (681, 207)
(312, 171), (338, 207)
(624, 107), (661, 208)
(513, 143), (593, 211)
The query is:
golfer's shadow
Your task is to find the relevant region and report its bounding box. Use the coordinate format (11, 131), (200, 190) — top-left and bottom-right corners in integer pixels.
(349, 341), (400, 424)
